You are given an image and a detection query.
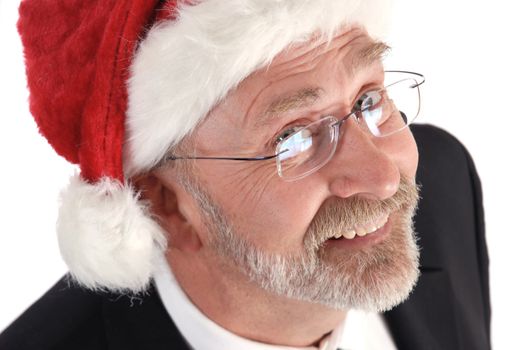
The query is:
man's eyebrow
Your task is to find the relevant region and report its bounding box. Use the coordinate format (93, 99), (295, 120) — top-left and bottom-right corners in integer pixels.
(254, 87), (323, 129)
(349, 40), (391, 75)
(253, 41), (390, 129)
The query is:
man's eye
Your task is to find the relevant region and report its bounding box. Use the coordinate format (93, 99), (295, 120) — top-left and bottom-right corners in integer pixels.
(274, 125), (306, 144)
(354, 90), (382, 112)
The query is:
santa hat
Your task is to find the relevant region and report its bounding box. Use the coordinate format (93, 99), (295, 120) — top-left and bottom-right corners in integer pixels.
(18, 0), (391, 293)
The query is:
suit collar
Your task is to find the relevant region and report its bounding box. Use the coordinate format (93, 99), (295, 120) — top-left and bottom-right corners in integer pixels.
(384, 267), (460, 350)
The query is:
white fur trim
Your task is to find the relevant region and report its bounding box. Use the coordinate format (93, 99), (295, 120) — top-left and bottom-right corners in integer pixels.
(125, 0), (391, 175)
(57, 175), (167, 292)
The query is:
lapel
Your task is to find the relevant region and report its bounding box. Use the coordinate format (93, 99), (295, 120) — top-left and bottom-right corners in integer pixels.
(101, 287), (192, 350)
(384, 267), (460, 350)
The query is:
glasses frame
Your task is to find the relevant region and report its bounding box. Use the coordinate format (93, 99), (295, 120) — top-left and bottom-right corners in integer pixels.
(166, 70), (425, 179)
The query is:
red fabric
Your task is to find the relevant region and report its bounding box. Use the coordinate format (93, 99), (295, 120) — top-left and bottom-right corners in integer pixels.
(18, 0), (175, 182)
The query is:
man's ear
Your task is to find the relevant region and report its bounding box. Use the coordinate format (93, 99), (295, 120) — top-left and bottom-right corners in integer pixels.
(132, 171), (202, 253)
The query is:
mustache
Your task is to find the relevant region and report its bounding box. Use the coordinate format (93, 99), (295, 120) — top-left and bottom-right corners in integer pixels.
(305, 174), (420, 248)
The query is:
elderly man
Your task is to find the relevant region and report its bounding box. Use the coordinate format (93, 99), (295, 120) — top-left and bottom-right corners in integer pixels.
(0, 1), (490, 349)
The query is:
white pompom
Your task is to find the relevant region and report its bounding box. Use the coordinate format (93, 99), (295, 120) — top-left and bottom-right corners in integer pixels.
(57, 175), (167, 293)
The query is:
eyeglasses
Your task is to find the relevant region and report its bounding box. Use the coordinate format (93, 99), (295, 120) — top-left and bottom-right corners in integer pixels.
(167, 70), (425, 181)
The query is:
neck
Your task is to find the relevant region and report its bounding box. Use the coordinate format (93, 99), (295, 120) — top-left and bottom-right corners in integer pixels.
(165, 249), (346, 347)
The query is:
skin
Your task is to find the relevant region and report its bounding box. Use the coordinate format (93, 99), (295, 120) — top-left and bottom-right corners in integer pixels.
(135, 27), (419, 347)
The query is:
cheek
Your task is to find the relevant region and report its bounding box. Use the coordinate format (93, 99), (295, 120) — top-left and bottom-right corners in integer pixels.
(208, 164), (324, 253)
(241, 191), (322, 253)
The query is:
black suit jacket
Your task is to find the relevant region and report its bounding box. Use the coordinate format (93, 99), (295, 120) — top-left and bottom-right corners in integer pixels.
(0, 124), (491, 350)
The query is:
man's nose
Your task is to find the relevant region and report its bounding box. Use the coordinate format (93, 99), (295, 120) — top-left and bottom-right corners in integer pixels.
(325, 117), (400, 201)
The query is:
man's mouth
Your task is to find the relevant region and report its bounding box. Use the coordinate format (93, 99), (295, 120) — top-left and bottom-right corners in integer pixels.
(324, 213), (391, 249)
(328, 214), (389, 241)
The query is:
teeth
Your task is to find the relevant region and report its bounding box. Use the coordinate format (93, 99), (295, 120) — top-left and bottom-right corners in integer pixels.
(343, 230), (356, 239)
(355, 226), (367, 237)
(331, 215), (389, 240)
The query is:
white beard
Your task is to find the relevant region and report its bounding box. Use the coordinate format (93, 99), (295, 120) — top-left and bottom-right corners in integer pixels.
(188, 175), (420, 312)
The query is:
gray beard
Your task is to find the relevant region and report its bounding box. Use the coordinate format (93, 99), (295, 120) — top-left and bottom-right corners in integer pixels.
(185, 174), (420, 312)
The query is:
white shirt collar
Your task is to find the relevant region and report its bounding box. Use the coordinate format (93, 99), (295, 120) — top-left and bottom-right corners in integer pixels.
(153, 256), (397, 350)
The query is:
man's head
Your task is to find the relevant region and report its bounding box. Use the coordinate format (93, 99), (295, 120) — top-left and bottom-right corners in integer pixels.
(142, 27), (421, 312)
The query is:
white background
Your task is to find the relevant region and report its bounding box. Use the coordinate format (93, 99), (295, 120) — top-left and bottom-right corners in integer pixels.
(1, 1), (521, 348)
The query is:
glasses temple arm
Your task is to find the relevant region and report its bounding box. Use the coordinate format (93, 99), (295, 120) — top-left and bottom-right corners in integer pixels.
(167, 152), (287, 162)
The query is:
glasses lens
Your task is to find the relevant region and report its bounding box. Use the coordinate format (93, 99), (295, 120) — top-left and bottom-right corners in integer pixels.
(362, 74), (421, 137)
(276, 117), (338, 181)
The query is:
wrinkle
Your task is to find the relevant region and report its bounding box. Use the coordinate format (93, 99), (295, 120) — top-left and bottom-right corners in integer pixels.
(218, 162), (279, 211)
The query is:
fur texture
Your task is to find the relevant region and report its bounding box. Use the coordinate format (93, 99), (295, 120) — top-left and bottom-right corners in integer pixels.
(57, 175), (167, 292)
(125, 0), (391, 175)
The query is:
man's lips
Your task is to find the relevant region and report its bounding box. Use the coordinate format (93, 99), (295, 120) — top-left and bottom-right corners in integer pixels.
(324, 214), (392, 249)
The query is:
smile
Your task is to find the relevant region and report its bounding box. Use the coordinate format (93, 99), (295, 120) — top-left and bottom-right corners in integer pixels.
(330, 214), (389, 240)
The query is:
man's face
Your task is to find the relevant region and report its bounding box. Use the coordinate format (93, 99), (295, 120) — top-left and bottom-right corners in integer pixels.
(172, 27), (420, 311)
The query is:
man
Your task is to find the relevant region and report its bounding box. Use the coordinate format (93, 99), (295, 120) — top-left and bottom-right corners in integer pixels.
(0, 0), (490, 349)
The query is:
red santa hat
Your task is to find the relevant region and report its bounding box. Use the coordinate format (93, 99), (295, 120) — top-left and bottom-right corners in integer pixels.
(18, 0), (391, 293)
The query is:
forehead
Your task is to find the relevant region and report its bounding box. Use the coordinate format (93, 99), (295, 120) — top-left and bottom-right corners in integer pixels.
(199, 28), (387, 147)
(261, 28), (387, 83)
(248, 31), (384, 116)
